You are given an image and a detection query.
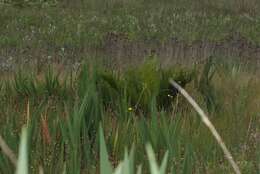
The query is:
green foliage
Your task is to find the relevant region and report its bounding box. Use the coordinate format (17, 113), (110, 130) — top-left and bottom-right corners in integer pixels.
(195, 57), (219, 113)
(74, 59), (194, 112)
(100, 125), (169, 174)
(13, 71), (38, 97)
(124, 59), (161, 110)
(0, 1), (259, 174)
(146, 144), (168, 174)
(100, 125), (114, 174)
(44, 68), (61, 96)
(97, 70), (123, 107)
(0, 60), (259, 173)
(123, 59), (194, 111)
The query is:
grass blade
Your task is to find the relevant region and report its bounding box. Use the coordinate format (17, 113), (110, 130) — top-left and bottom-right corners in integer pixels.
(15, 127), (28, 174)
(99, 125), (113, 174)
(146, 144), (160, 174)
(169, 79), (241, 174)
(0, 135), (17, 167)
(159, 151), (168, 174)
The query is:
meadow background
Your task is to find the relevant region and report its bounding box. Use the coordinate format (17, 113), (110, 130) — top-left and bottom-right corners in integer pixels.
(0, 0), (260, 173)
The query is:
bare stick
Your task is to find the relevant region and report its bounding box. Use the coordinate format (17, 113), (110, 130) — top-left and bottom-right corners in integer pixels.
(26, 99), (30, 125)
(169, 79), (241, 174)
(0, 135), (17, 166)
(39, 165), (44, 174)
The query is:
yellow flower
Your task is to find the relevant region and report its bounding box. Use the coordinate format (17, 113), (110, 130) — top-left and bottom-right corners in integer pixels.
(128, 107), (133, 111)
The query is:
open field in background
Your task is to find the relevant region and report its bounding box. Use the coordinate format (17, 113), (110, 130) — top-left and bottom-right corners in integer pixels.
(0, 0), (260, 174)
(1, 0), (260, 71)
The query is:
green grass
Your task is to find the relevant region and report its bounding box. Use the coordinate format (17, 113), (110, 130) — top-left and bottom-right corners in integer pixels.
(0, 1), (260, 173)
(1, 0), (260, 49)
(0, 58), (259, 173)
(1, 0), (260, 76)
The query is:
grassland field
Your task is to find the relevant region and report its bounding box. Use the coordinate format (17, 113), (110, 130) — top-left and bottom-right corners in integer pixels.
(0, 0), (260, 174)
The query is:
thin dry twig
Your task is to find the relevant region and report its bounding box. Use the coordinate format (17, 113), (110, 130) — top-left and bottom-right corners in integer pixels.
(39, 165), (44, 174)
(27, 99), (30, 125)
(169, 79), (241, 174)
(0, 134), (17, 166)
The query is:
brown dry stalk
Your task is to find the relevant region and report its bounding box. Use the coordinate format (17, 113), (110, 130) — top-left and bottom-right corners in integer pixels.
(39, 165), (44, 174)
(0, 135), (17, 166)
(26, 99), (30, 125)
(169, 79), (241, 174)
(41, 114), (51, 145)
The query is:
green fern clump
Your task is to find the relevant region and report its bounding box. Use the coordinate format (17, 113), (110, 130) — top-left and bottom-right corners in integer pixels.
(13, 72), (38, 98)
(11, 68), (71, 100)
(44, 68), (61, 97)
(77, 61), (194, 112)
(123, 59), (161, 111)
(97, 70), (124, 107)
(123, 59), (194, 111)
(138, 59), (161, 96)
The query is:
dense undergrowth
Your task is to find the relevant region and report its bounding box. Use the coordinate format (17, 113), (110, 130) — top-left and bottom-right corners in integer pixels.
(0, 59), (259, 173)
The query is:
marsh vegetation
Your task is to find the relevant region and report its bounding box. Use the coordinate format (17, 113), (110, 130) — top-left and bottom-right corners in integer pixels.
(0, 0), (260, 174)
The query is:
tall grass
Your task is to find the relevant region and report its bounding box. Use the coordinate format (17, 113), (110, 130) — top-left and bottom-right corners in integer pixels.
(0, 59), (259, 173)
